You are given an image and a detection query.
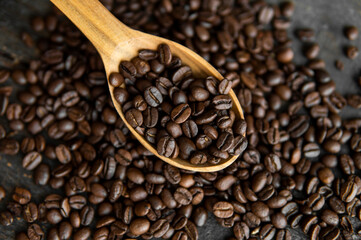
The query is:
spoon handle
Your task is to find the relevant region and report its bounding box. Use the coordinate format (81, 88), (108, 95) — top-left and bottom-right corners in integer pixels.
(50, 0), (133, 58)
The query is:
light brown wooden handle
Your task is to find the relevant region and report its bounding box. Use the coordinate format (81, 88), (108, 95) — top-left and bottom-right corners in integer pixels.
(50, 0), (133, 58)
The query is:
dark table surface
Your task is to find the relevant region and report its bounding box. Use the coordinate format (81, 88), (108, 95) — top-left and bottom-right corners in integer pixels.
(1, 0), (361, 239)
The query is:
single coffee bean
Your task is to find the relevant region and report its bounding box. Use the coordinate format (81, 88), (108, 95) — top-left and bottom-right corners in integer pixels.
(22, 151), (42, 171)
(345, 26), (358, 40)
(259, 223), (276, 240)
(27, 223), (44, 240)
(0, 211), (13, 226)
(125, 108), (143, 128)
(129, 218), (150, 236)
(143, 86), (163, 107)
(213, 201), (234, 218)
(174, 187), (192, 205)
(190, 151), (207, 165)
(23, 202), (38, 223)
(12, 187), (31, 205)
(346, 45), (358, 59)
(157, 135), (178, 158)
(171, 103), (191, 124)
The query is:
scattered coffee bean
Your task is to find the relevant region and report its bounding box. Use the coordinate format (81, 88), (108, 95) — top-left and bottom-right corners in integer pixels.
(345, 26), (358, 40)
(2, 2), (361, 240)
(346, 46), (358, 59)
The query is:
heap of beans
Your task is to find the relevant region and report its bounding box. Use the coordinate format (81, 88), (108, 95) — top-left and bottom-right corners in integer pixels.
(0, 0), (361, 240)
(111, 43), (247, 164)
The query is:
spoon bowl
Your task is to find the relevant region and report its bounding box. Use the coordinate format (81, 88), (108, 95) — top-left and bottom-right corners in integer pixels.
(51, 0), (245, 172)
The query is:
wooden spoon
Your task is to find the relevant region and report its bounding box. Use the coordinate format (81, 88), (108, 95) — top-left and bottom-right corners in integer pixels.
(51, 0), (245, 172)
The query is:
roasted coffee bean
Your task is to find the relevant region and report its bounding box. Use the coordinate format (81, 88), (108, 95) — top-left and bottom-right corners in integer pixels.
(22, 151), (42, 171)
(317, 167), (334, 184)
(113, 87), (129, 105)
(216, 132), (234, 152)
(339, 154), (355, 175)
(0, 211), (13, 226)
(0, 139), (20, 155)
(129, 218), (150, 236)
(23, 202), (38, 223)
(212, 95), (232, 110)
(12, 187), (31, 205)
(27, 223), (44, 240)
(190, 151), (207, 165)
(80, 206), (94, 226)
(233, 221), (249, 240)
(213, 201), (233, 218)
(264, 153), (282, 173)
(172, 66), (192, 85)
(181, 120), (198, 138)
(143, 86), (163, 107)
(73, 227), (91, 240)
(125, 108), (143, 128)
(320, 227), (340, 240)
(251, 201), (269, 218)
(191, 87), (209, 101)
(174, 187), (192, 205)
(157, 135), (178, 158)
(345, 26), (358, 40)
(340, 177), (358, 202)
(47, 209), (63, 224)
(346, 45), (358, 59)
(171, 103), (191, 124)
(321, 209), (339, 226)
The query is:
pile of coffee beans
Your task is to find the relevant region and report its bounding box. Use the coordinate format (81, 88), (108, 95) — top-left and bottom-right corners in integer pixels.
(0, 0), (361, 240)
(111, 43), (247, 164)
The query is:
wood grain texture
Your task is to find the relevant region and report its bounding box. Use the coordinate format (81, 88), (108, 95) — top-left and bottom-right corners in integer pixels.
(51, 0), (245, 172)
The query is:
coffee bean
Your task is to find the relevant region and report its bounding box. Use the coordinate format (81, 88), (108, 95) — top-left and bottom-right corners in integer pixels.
(345, 26), (358, 40)
(22, 151), (42, 171)
(259, 224), (276, 240)
(212, 95), (232, 110)
(0, 139), (20, 155)
(23, 202), (38, 223)
(73, 227), (91, 240)
(213, 201), (233, 218)
(157, 135), (178, 158)
(191, 87), (209, 101)
(27, 223), (44, 240)
(190, 151), (207, 165)
(264, 153), (282, 173)
(320, 209), (339, 226)
(158, 44), (172, 65)
(346, 45), (358, 59)
(340, 177), (358, 203)
(12, 187), (31, 205)
(304, 43), (320, 59)
(317, 167), (334, 185)
(125, 108), (143, 129)
(233, 221), (250, 240)
(113, 87), (129, 105)
(172, 66), (192, 85)
(251, 201), (269, 219)
(139, 49), (158, 60)
(171, 103), (191, 124)
(174, 187), (192, 205)
(339, 154), (355, 175)
(320, 227), (340, 240)
(129, 218), (150, 236)
(0, 211), (13, 226)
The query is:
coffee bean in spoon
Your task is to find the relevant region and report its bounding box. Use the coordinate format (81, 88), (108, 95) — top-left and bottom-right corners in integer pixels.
(113, 44), (245, 164)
